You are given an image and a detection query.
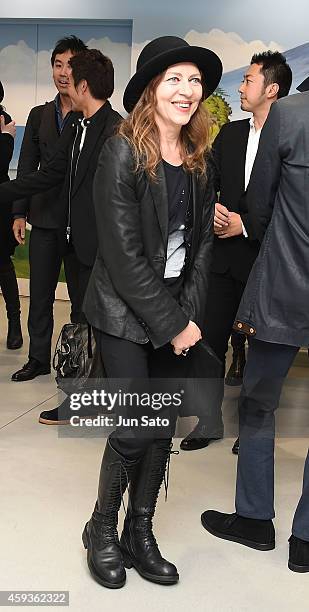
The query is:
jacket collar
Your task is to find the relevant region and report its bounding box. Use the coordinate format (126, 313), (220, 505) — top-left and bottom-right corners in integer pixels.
(149, 161), (169, 245)
(71, 101), (111, 196)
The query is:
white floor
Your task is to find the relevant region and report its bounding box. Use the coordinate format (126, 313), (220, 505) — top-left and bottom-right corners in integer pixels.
(0, 296), (308, 611)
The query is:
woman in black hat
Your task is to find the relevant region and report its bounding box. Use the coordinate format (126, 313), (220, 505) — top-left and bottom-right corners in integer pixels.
(0, 81), (23, 349)
(82, 36), (222, 589)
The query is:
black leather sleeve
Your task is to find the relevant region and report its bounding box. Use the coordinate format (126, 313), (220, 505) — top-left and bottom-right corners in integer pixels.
(0, 133), (14, 182)
(179, 166), (215, 328)
(93, 136), (189, 347)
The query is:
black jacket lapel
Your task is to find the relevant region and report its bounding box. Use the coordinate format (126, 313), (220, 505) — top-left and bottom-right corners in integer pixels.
(191, 171), (207, 253)
(71, 123), (102, 196)
(149, 162), (169, 245)
(40, 101), (59, 143)
(71, 103), (112, 196)
(238, 120), (250, 191)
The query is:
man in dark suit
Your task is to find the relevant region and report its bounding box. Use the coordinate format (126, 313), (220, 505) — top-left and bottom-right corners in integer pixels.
(201, 78), (309, 574)
(11, 35), (88, 382)
(0, 49), (122, 423)
(181, 51), (292, 452)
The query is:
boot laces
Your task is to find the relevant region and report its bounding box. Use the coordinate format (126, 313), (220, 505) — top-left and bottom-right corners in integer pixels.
(93, 458), (134, 544)
(135, 515), (158, 549)
(163, 445), (179, 502)
(107, 459), (131, 516)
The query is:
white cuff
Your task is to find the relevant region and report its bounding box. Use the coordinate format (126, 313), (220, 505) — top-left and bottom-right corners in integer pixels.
(241, 221), (248, 238)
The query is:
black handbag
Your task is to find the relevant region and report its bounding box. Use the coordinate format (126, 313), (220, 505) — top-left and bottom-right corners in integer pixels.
(53, 322), (103, 392)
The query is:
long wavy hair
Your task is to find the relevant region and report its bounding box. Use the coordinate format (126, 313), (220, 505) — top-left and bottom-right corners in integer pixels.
(118, 72), (212, 179)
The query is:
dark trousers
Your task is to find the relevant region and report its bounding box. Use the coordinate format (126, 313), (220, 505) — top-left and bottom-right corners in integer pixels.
(0, 256), (20, 320)
(235, 339), (309, 541)
(93, 330), (184, 460)
(204, 270), (246, 363)
(28, 227), (89, 364)
(197, 270), (246, 432)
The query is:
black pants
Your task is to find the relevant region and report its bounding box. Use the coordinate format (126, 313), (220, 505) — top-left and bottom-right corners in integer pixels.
(195, 270), (247, 430)
(93, 330), (186, 460)
(204, 270), (246, 363)
(28, 227), (89, 364)
(0, 256), (20, 320)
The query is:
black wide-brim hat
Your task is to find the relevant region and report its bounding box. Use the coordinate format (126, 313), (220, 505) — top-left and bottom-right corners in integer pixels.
(123, 36), (223, 113)
(296, 76), (309, 92)
(0, 81), (4, 104)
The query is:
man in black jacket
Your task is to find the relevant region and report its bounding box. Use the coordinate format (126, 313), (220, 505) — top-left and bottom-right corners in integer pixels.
(0, 49), (122, 423)
(180, 51), (292, 452)
(11, 35), (87, 382)
(201, 78), (309, 574)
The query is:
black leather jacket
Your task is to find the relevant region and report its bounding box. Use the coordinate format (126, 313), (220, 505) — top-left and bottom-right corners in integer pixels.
(83, 136), (216, 348)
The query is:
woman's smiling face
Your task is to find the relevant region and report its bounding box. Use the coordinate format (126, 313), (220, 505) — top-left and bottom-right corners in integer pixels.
(154, 62), (203, 129)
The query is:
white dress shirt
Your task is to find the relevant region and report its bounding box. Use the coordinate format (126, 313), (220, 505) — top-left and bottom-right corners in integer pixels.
(242, 116), (262, 237)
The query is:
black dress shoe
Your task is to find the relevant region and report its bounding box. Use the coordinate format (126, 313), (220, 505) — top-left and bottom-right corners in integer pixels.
(288, 535), (309, 572)
(201, 510), (275, 551)
(180, 423), (223, 451)
(232, 437), (239, 455)
(225, 348), (246, 386)
(39, 406), (71, 425)
(39, 404), (98, 425)
(7, 317), (23, 350)
(11, 358), (50, 382)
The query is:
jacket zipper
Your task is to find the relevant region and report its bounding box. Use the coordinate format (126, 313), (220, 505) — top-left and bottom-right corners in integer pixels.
(66, 120), (82, 243)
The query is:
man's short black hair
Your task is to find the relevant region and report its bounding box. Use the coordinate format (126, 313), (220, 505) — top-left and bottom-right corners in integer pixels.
(51, 35), (87, 65)
(69, 49), (114, 101)
(251, 51), (292, 98)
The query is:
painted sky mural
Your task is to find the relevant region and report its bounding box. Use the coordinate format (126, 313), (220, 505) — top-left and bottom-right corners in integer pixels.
(1, 7), (308, 289)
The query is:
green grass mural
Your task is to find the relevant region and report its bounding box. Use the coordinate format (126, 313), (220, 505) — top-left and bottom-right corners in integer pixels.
(14, 228), (65, 282)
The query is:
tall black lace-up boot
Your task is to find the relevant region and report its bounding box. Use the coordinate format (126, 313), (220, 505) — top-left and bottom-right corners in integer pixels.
(82, 439), (139, 589)
(120, 439), (179, 585)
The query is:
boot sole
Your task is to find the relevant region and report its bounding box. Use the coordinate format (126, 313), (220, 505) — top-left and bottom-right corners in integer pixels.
(122, 551), (179, 585)
(39, 418), (71, 425)
(201, 515), (275, 551)
(82, 525), (126, 589)
(12, 370), (50, 382)
(288, 561), (309, 573)
(7, 342), (23, 350)
(225, 378), (243, 387)
(180, 438), (222, 452)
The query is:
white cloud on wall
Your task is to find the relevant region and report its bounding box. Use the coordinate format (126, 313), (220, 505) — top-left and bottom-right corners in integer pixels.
(185, 29), (283, 72)
(0, 41), (37, 122)
(131, 29), (283, 77)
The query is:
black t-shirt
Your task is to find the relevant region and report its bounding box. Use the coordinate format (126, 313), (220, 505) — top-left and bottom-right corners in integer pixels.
(163, 159), (189, 233)
(162, 160), (191, 294)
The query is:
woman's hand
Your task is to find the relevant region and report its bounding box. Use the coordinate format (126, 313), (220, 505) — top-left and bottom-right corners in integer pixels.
(171, 320), (202, 356)
(0, 115), (16, 138)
